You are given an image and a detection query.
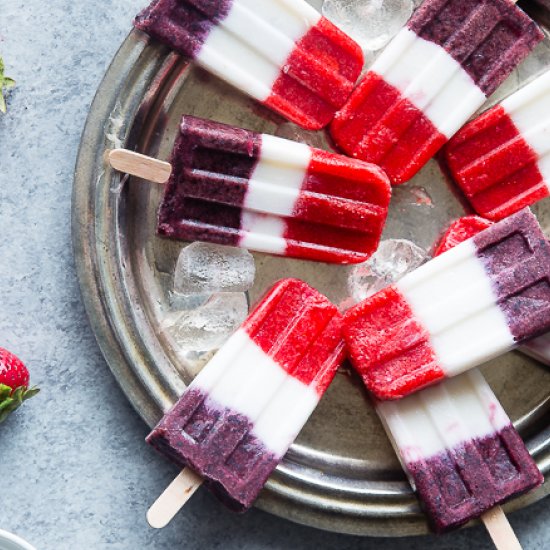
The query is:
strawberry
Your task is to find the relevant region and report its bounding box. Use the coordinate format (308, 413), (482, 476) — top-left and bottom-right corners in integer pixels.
(0, 348), (39, 423)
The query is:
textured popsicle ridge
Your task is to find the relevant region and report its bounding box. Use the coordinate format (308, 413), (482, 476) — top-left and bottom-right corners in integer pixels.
(331, 72), (448, 185)
(377, 370), (543, 532)
(241, 279), (346, 392)
(147, 279), (345, 511)
(443, 71), (550, 220)
(135, 0), (363, 129)
(443, 105), (549, 220)
(408, 0), (543, 96)
(343, 285), (446, 400)
(157, 115), (260, 247)
(147, 388), (279, 512)
(157, 115), (391, 264)
(473, 209), (550, 342)
(344, 210), (550, 399)
(265, 15), (364, 129)
(300, 149), (391, 233)
(409, 426), (543, 532)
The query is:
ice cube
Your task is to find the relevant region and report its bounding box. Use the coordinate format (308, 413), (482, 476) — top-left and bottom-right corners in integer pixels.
(348, 239), (427, 302)
(179, 349), (218, 377)
(168, 291), (210, 311)
(323, 0), (413, 51)
(174, 243), (255, 295)
(164, 293), (249, 354)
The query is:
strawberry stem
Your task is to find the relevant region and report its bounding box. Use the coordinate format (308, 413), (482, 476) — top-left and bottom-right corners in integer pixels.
(0, 384), (39, 423)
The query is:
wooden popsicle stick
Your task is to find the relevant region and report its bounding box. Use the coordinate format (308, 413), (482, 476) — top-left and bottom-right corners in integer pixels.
(108, 149), (172, 184)
(481, 506), (523, 550)
(147, 468), (203, 529)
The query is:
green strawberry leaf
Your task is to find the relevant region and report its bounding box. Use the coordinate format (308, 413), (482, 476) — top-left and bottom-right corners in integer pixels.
(0, 397), (14, 411)
(0, 385), (12, 401)
(23, 387), (40, 401)
(0, 56), (15, 114)
(0, 384), (39, 423)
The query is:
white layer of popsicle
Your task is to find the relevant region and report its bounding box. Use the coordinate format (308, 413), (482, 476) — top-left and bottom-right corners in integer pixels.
(395, 239), (514, 376)
(197, 0), (321, 103)
(499, 70), (550, 185)
(371, 27), (486, 138)
(240, 135), (312, 254)
(377, 369), (510, 466)
(190, 329), (319, 457)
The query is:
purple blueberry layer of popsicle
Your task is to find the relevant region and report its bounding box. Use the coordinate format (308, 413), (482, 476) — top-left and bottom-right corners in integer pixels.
(157, 116), (261, 246)
(408, 0), (543, 96)
(134, 0), (232, 58)
(409, 425), (543, 532)
(147, 388), (280, 512)
(473, 209), (550, 341)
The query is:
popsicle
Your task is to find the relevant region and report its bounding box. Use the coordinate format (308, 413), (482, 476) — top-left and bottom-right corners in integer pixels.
(377, 369), (543, 533)
(434, 215), (550, 367)
(134, 0), (364, 130)
(343, 209), (550, 400)
(147, 278), (345, 516)
(110, 115), (392, 264)
(443, 70), (550, 221)
(433, 215), (493, 256)
(330, 0), (544, 185)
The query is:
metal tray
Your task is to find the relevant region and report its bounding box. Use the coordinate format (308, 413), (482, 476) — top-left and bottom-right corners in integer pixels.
(72, 1), (550, 536)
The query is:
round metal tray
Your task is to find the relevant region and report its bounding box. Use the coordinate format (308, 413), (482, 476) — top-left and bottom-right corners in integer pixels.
(72, 3), (550, 537)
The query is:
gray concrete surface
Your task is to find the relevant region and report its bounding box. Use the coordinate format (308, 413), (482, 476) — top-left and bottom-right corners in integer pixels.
(0, 1), (548, 548)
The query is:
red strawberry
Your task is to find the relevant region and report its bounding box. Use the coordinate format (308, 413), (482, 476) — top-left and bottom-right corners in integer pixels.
(0, 347), (39, 423)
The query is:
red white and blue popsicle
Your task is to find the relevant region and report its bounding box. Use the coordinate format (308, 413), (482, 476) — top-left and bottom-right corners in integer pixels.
(134, 0), (364, 130)
(443, 70), (550, 221)
(330, 0), (543, 185)
(377, 369), (543, 533)
(343, 209), (550, 400)
(156, 116), (391, 264)
(147, 278), (345, 512)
